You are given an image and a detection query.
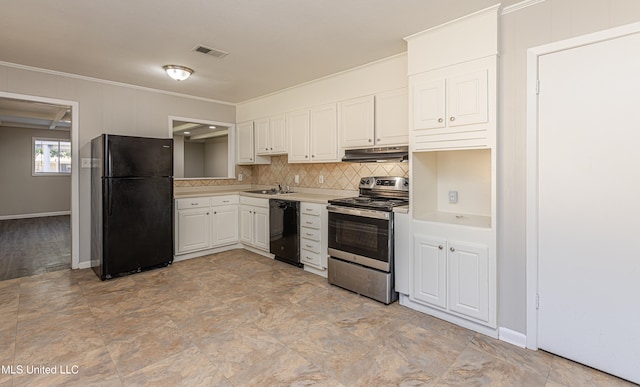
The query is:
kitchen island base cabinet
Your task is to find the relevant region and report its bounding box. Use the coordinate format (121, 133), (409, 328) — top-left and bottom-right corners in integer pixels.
(240, 197), (270, 252)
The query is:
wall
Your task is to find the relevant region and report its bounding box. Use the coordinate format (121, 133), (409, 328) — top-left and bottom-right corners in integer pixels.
(0, 63), (236, 266)
(236, 54), (408, 121)
(0, 126), (71, 217)
(498, 0), (640, 334)
(204, 136), (228, 178)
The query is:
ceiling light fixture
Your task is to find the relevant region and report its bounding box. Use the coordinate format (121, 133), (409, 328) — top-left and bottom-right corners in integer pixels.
(209, 125), (217, 129)
(163, 65), (193, 81)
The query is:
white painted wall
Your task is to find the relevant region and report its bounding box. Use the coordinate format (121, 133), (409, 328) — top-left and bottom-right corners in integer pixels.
(498, 0), (640, 334)
(0, 126), (71, 217)
(236, 54), (408, 121)
(0, 64), (236, 266)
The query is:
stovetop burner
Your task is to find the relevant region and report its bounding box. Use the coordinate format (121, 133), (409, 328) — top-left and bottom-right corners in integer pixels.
(328, 176), (409, 212)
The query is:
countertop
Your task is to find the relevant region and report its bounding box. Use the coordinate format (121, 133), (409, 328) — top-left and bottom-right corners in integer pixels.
(174, 186), (357, 205)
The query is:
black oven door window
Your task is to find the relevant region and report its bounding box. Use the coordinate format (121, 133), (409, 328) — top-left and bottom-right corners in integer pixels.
(328, 212), (391, 263)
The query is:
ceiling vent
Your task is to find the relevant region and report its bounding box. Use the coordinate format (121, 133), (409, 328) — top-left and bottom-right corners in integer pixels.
(193, 45), (228, 59)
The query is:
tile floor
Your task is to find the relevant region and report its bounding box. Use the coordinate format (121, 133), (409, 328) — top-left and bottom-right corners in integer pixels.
(0, 249), (635, 386)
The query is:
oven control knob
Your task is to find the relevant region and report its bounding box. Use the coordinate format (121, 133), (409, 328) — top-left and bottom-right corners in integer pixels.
(376, 179), (381, 185)
(360, 179), (366, 185)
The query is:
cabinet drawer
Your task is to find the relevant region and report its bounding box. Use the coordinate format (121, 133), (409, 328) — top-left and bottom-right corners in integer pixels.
(301, 227), (320, 241)
(301, 250), (322, 267)
(300, 214), (320, 229)
(301, 239), (321, 254)
(240, 196), (269, 207)
(210, 195), (239, 206)
(176, 197), (210, 210)
(301, 203), (322, 216)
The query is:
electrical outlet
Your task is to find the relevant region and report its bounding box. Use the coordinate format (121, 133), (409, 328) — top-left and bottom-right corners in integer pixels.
(238, 173), (243, 181)
(448, 190), (458, 203)
(319, 175), (324, 184)
(294, 174), (300, 184)
(81, 158), (92, 168)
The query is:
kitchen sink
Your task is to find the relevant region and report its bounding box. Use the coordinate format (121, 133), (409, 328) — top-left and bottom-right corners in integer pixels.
(245, 189), (296, 195)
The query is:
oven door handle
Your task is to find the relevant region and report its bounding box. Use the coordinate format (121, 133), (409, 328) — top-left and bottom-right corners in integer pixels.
(327, 205), (390, 220)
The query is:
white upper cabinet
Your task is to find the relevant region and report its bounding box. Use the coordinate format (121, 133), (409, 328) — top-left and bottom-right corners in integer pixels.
(237, 120), (270, 165)
(288, 104), (340, 163)
(375, 88), (409, 146)
(255, 114), (287, 155)
(340, 95), (375, 148)
(340, 89), (408, 149)
(310, 103), (339, 162)
(287, 108), (311, 162)
(410, 55), (496, 151)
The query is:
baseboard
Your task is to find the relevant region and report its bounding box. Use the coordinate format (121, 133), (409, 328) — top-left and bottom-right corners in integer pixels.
(498, 327), (527, 348)
(77, 261), (92, 270)
(0, 211), (71, 220)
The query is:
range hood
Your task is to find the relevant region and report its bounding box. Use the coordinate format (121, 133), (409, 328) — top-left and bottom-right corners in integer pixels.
(342, 146), (409, 163)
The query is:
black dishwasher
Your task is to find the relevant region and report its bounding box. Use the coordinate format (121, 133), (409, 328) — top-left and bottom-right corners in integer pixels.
(269, 199), (301, 267)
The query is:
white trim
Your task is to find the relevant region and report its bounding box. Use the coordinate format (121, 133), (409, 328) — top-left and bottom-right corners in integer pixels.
(0, 211), (71, 221)
(501, 0), (546, 16)
(0, 91), (80, 270)
(77, 261), (92, 270)
(403, 4), (501, 41)
(0, 60), (235, 107)
(498, 327), (527, 348)
(525, 20), (640, 351)
(32, 136), (72, 176)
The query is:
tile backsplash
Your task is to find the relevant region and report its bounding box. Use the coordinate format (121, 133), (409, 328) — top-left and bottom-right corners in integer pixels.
(174, 155), (408, 191)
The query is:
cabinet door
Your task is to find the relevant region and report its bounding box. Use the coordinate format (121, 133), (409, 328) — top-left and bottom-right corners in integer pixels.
(447, 69), (488, 127)
(176, 208), (210, 254)
(375, 88), (408, 146)
(311, 103), (339, 162)
(211, 205), (239, 246)
(412, 235), (447, 308)
(269, 114), (287, 154)
(239, 205), (254, 245)
(237, 121), (255, 163)
(252, 206), (270, 251)
(287, 109), (311, 162)
(411, 75), (446, 130)
(255, 117), (270, 155)
(448, 240), (489, 322)
(340, 95), (374, 148)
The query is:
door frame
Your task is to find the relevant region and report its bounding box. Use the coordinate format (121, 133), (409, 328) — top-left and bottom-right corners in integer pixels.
(525, 21), (640, 350)
(0, 91), (80, 270)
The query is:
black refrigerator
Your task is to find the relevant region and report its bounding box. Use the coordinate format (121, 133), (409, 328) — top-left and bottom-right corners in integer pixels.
(91, 134), (174, 280)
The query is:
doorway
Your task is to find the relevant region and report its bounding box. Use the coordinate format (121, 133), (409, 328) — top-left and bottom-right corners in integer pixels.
(0, 92), (79, 279)
(526, 24), (640, 384)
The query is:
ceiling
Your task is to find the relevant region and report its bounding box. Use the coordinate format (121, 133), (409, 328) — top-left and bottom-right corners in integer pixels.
(0, 98), (71, 131)
(0, 0), (513, 104)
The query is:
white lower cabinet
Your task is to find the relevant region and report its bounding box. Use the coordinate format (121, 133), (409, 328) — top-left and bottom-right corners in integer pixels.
(175, 195), (239, 256)
(239, 197), (269, 251)
(411, 234), (490, 324)
(299, 202), (328, 271)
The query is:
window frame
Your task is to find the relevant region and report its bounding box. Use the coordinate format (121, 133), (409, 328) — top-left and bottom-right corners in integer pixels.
(32, 136), (72, 176)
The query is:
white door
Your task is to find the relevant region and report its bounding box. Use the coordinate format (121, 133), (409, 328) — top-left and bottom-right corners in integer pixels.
(177, 208), (210, 253)
(536, 31), (640, 384)
(311, 103), (338, 162)
(287, 109), (310, 162)
(340, 95), (374, 148)
(412, 235), (447, 308)
(211, 205), (238, 246)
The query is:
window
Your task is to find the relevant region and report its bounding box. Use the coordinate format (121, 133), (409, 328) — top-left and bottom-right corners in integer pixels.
(33, 137), (71, 175)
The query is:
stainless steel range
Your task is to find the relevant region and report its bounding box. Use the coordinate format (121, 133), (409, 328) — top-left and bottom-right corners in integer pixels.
(327, 176), (409, 304)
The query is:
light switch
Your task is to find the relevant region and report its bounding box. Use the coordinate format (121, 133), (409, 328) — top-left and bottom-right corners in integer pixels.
(238, 173), (243, 181)
(294, 174), (300, 184)
(319, 175), (324, 184)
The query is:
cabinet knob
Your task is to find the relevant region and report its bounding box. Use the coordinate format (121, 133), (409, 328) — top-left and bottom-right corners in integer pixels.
(376, 138), (381, 142)
(449, 117), (455, 122)
(270, 147), (273, 150)
(213, 211), (217, 214)
(438, 245), (443, 250)
(305, 155), (308, 158)
(368, 139), (372, 142)
(206, 212), (210, 215)
(450, 247), (455, 252)
(438, 118), (443, 123)
(311, 155), (315, 158)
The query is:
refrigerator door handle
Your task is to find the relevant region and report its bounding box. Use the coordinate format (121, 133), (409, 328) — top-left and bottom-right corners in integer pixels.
(107, 179), (113, 216)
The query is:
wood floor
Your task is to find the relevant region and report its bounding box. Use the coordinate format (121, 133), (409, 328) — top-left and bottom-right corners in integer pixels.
(0, 215), (70, 281)
(0, 249), (635, 386)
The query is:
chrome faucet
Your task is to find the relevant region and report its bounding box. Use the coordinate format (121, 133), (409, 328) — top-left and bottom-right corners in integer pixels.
(275, 182), (282, 193)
